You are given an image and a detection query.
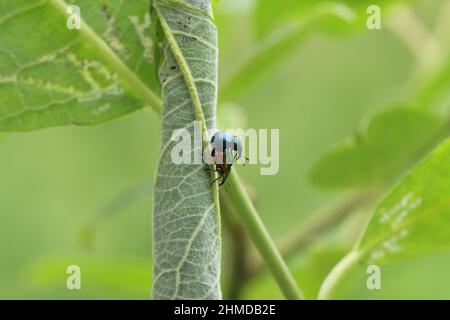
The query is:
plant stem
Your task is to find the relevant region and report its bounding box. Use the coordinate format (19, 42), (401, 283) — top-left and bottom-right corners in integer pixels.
(221, 197), (249, 299)
(434, 0), (450, 55)
(387, 3), (443, 87)
(225, 169), (304, 300)
(318, 250), (361, 300)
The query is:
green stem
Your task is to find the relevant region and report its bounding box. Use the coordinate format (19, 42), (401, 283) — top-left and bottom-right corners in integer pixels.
(225, 169), (304, 300)
(387, 4), (444, 88)
(434, 0), (450, 55)
(247, 190), (376, 275)
(318, 250), (361, 300)
(220, 196), (249, 299)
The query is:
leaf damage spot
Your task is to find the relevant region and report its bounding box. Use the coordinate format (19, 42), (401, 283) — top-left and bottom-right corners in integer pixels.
(368, 229), (410, 263)
(101, 0), (130, 59)
(129, 13), (154, 69)
(379, 192), (423, 228)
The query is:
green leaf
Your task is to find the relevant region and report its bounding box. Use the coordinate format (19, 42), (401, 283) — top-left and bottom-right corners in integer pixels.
(151, 0), (221, 299)
(310, 139), (373, 189)
(220, 2), (355, 101)
(253, 0), (351, 38)
(0, 0), (161, 131)
(319, 138), (450, 299)
(237, 0), (422, 102)
(310, 107), (447, 189)
(253, 0), (415, 38)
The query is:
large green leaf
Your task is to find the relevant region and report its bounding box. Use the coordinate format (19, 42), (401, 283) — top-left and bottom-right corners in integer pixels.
(0, 0), (160, 131)
(310, 107), (448, 189)
(151, 0), (221, 299)
(319, 138), (450, 299)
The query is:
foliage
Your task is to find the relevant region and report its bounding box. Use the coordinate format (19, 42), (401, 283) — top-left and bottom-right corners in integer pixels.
(310, 107), (448, 189)
(0, 0), (449, 300)
(320, 139), (450, 299)
(0, 0), (160, 130)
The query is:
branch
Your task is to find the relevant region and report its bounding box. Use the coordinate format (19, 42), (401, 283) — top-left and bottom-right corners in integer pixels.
(247, 190), (377, 275)
(224, 169), (304, 300)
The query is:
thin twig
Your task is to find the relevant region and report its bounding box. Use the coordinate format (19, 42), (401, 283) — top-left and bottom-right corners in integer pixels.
(224, 169), (304, 300)
(220, 196), (250, 299)
(247, 190), (378, 276)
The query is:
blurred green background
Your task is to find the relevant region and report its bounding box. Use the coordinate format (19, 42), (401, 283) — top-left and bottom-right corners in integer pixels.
(0, 0), (449, 299)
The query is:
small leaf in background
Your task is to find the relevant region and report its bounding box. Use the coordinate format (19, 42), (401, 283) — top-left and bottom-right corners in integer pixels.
(253, 0), (416, 39)
(231, 0), (424, 102)
(220, 2), (355, 101)
(253, 0), (353, 39)
(309, 138), (373, 189)
(310, 107), (447, 189)
(320, 139), (450, 298)
(151, 0), (221, 299)
(0, 0), (159, 131)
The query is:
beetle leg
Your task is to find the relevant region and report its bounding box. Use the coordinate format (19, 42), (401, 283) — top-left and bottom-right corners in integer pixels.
(203, 164), (218, 172)
(219, 166), (232, 186)
(210, 175), (221, 186)
(235, 153), (249, 167)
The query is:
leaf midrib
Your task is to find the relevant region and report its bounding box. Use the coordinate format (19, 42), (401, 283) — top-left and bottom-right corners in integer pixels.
(153, 0), (210, 137)
(48, 0), (162, 113)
